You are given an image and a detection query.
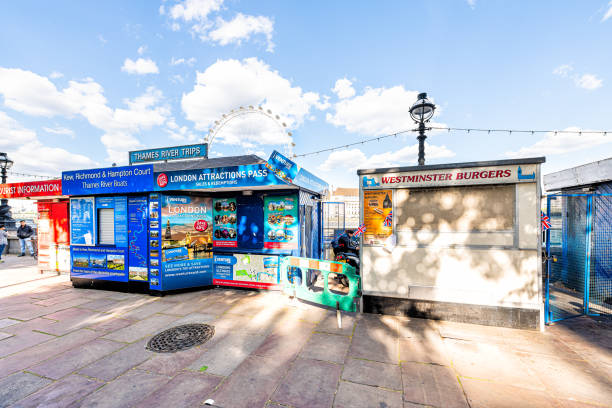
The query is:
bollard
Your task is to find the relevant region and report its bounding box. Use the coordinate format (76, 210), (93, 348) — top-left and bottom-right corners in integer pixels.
(336, 301), (342, 329)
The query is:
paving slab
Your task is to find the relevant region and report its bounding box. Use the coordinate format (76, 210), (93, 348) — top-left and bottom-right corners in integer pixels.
(272, 358), (343, 408)
(299, 332), (351, 364)
(136, 346), (205, 376)
(399, 335), (450, 366)
(117, 299), (173, 320)
(29, 338), (125, 380)
(252, 321), (315, 365)
(78, 369), (170, 408)
(86, 317), (134, 333)
(0, 318), (19, 329)
(401, 361), (468, 408)
(79, 339), (153, 381)
(134, 371), (222, 408)
(0, 372), (53, 408)
(212, 355), (290, 408)
(342, 357), (402, 391)
(11, 374), (103, 408)
(0, 317), (59, 335)
(333, 380), (404, 408)
(0, 328), (101, 379)
(0, 330), (54, 358)
(78, 298), (122, 311)
(314, 311), (356, 336)
(101, 313), (177, 343)
(0, 331), (13, 340)
(348, 326), (399, 364)
(187, 332), (267, 376)
(460, 377), (557, 408)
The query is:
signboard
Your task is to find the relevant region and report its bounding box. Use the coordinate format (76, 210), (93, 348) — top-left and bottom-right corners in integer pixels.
(71, 246), (128, 282)
(159, 195), (213, 290)
(62, 164), (154, 195)
(128, 196), (149, 281)
(70, 197), (95, 246)
(129, 143), (208, 164)
(263, 195), (298, 250)
(361, 164), (538, 190)
(213, 198), (237, 247)
(96, 197), (128, 247)
(0, 180), (62, 198)
(363, 190), (393, 245)
(148, 193), (162, 289)
(213, 253), (280, 289)
(266, 150), (328, 194)
(154, 164), (282, 191)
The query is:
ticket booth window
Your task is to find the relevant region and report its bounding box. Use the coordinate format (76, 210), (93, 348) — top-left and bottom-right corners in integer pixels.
(98, 208), (115, 245)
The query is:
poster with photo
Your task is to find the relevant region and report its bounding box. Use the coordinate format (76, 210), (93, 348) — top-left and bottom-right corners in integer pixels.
(263, 195), (298, 250)
(363, 190), (393, 245)
(160, 195), (213, 290)
(213, 198), (237, 248)
(70, 197), (95, 246)
(213, 253), (280, 289)
(70, 246), (128, 282)
(128, 196), (148, 281)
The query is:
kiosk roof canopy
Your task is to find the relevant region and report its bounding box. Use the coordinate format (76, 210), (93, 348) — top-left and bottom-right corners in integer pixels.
(357, 157), (546, 175)
(153, 154), (265, 172)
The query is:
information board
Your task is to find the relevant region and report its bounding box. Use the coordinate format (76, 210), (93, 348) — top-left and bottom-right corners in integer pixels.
(213, 198), (238, 248)
(148, 193), (162, 290)
(128, 196), (149, 281)
(363, 190), (393, 245)
(263, 195), (299, 250)
(213, 253), (280, 289)
(71, 246), (128, 282)
(70, 197), (96, 246)
(62, 165), (154, 195)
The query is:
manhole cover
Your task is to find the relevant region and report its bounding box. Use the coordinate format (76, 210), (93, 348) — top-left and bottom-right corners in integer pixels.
(146, 324), (214, 353)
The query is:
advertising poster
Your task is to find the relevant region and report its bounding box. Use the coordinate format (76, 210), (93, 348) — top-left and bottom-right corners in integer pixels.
(128, 196), (149, 281)
(264, 195), (298, 250)
(70, 197), (95, 246)
(363, 190), (393, 245)
(148, 194), (162, 289)
(213, 198), (238, 247)
(71, 246), (128, 282)
(160, 195), (213, 290)
(213, 253), (280, 289)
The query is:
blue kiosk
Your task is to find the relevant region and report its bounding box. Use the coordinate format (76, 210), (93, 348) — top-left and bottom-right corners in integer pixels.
(62, 151), (328, 293)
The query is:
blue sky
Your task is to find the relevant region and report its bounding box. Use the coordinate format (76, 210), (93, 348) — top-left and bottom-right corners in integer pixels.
(1, 0), (611, 188)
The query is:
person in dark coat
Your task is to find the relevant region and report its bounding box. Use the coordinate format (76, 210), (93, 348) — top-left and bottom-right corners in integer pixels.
(17, 220), (34, 257)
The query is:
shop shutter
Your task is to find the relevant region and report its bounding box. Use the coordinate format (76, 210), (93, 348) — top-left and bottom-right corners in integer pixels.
(98, 208), (115, 245)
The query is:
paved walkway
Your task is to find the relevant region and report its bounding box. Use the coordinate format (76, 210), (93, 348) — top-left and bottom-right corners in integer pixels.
(0, 255), (57, 288)
(0, 265), (610, 407)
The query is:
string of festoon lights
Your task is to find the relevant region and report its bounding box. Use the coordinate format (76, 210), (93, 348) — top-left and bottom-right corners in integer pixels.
(6, 171), (60, 181)
(291, 126), (611, 158)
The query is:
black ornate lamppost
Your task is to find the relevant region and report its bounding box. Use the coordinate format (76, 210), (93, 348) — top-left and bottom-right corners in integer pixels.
(409, 92), (436, 166)
(0, 152), (15, 228)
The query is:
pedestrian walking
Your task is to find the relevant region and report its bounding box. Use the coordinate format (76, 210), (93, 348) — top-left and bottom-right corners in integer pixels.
(0, 225), (7, 263)
(16, 220), (34, 257)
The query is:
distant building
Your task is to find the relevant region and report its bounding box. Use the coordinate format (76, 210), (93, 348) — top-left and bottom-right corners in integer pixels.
(327, 187), (359, 228)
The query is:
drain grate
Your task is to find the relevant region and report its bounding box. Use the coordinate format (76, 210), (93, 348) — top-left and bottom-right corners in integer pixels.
(146, 324), (215, 353)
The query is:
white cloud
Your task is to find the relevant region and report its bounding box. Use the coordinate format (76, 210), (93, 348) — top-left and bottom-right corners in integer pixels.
(97, 34), (107, 44)
(553, 64), (603, 90)
(574, 74), (603, 90)
(42, 126), (75, 137)
(168, 0), (223, 22)
(208, 14), (274, 52)
(49, 71), (63, 79)
(0, 111), (96, 176)
(0, 68), (170, 161)
(121, 58), (159, 75)
(327, 85), (430, 135)
(553, 64), (573, 78)
(182, 58), (326, 148)
(170, 57), (196, 66)
(332, 78), (355, 99)
(319, 143), (455, 171)
(602, 1), (612, 21)
(506, 127), (611, 158)
(137, 45), (147, 55)
(467, 0), (476, 9)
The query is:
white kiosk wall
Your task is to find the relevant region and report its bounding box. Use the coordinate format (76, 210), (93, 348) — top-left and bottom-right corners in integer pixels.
(358, 158), (544, 329)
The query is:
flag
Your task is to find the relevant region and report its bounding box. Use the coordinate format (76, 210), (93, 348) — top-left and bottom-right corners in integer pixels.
(541, 212), (551, 230)
(354, 223), (366, 237)
(383, 210), (393, 227)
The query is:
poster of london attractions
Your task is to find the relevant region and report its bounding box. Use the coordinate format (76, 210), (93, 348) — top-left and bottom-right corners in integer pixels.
(212, 198), (237, 247)
(263, 195), (298, 250)
(160, 195), (213, 290)
(363, 190), (393, 245)
(213, 253), (280, 290)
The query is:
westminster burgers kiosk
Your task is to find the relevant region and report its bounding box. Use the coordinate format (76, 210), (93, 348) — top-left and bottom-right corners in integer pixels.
(62, 148), (327, 293)
(358, 157), (545, 329)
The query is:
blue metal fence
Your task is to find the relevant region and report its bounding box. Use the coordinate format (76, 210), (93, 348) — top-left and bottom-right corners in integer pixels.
(545, 193), (612, 323)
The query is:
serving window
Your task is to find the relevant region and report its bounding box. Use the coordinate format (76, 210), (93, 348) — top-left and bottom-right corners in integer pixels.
(394, 184), (516, 247)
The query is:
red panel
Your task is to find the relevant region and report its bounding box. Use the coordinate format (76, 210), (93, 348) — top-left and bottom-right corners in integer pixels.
(51, 201), (70, 245)
(213, 279), (279, 290)
(0, 180), (62, 198)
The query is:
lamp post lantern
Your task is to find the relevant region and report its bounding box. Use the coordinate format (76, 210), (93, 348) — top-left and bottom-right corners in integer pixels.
(0, 152), (15, 228)
(409, 92), (436, 166)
